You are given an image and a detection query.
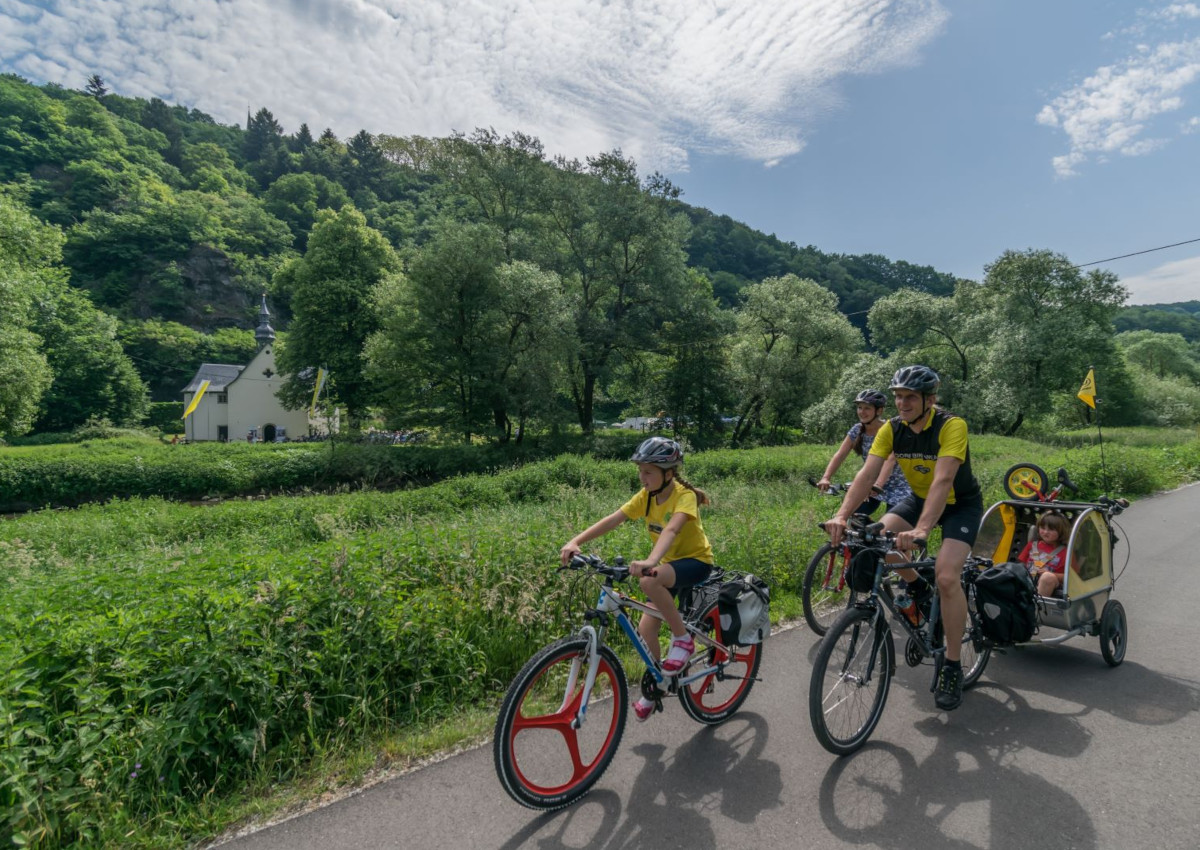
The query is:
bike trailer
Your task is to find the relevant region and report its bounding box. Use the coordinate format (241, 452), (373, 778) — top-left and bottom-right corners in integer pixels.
(972, 499), (1115, 634)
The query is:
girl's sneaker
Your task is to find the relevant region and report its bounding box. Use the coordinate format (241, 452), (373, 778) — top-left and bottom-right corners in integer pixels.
(661, 635), (695, 674)
(633, 697), (656, 721)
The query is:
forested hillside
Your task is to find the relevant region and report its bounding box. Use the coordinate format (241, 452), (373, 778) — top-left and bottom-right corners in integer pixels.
(3, 73), (1200, 441)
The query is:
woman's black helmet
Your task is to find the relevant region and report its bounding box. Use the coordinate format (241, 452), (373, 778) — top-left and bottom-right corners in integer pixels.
(889, 365), (940, 394)
(630, 436), (683, 469)
(854, 389), (887, 407)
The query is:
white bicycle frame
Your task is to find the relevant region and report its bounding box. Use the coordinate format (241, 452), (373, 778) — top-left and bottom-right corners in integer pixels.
(568, 582), (732, 730)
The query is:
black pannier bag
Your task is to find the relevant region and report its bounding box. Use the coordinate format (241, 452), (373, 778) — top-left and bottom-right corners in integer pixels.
(717, 573), (771, 645)
(848, 548), (880, 592)
(973, 561), (1039, 644)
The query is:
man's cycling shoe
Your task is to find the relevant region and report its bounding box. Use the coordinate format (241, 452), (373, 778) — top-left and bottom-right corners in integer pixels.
(934, 662), (963, 711)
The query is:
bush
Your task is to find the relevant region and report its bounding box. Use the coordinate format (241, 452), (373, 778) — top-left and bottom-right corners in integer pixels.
(146, 402), (185, 434)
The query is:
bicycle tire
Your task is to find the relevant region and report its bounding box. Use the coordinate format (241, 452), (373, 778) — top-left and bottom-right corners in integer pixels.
(677, 598), (763, 725)
(1099, 599), (1127, 667)
(494, 635), (628, 809)
(802, 542), (857, 636)
(960, 597), (992, 688)
(809, 606), (895, 756)
(1003, 462), (1049, 501)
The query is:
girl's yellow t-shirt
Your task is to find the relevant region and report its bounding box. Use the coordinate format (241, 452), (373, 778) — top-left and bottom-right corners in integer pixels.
(620, 485), (714, 564)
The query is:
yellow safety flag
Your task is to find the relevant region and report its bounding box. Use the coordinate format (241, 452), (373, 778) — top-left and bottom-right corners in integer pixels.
(1077, 368), (1096, 409)
(182, 380), (210, 419)
(309, 368), (327, 416)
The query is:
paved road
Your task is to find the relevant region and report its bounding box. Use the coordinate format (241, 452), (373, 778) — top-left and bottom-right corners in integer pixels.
(213, 485), (1200, 850)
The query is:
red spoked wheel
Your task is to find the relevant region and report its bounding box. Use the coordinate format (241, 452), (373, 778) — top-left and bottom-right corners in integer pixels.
(493, 636), (628, 810)
(803, 542), (857, 636)
(678, 600), (763, 725)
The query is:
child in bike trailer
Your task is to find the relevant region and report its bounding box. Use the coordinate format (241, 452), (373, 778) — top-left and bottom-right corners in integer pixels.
(560, 436), (714, 722)
(817, 389), (912, 515)
(1018, 512), (1070, 597)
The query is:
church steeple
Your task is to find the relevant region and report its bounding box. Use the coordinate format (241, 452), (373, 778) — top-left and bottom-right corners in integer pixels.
(255, 293), (276, 348)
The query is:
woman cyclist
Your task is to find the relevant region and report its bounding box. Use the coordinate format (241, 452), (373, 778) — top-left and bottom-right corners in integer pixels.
(817, 389), (911, 515)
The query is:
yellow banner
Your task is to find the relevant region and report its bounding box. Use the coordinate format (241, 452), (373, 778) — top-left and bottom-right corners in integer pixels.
(1077, 368), (1096, 409)
(309, 368), (327, 416)
(182, 380), (210, 419)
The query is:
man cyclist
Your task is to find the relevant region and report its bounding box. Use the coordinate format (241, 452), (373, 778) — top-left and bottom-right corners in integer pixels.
(822, 365), (983, 711)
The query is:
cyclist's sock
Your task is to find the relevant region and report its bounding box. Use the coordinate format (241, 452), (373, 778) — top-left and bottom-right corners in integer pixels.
(661, 634), (695, 673)
(944, 657), (961, 669)
(907, 577), (930, 595)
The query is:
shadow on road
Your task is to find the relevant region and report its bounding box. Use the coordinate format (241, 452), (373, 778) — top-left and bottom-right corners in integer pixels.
(818, 683), (1097, 850)
(496, 712), (781, 850)
(987, 646), (1200, 726)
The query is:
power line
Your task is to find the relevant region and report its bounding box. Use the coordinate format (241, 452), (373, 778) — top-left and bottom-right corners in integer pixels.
(1074, 237), (1200, 268)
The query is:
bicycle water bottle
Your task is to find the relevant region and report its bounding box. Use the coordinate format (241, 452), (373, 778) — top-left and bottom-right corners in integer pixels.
(894, 588), (925, 628)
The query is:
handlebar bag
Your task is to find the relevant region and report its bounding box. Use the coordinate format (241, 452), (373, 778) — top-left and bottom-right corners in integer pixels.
(973, 561), (1038, 644)
(717, 573), (771, 645)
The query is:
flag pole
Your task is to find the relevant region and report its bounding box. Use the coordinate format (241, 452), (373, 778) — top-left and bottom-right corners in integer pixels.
(1077, 366), (1108, 494)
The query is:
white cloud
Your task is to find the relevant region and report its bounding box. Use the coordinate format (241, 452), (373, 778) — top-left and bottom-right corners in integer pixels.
(1161, 3), (1200, 20)
(1038, 10), (1200, 178)
(1120, 254), (1200, 304)
(0, 0), (949, 172)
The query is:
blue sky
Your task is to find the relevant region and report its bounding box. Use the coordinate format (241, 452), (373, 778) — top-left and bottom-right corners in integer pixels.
(1, 0), (1198, 304)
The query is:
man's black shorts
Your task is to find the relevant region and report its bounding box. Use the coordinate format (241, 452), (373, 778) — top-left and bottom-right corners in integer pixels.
(887, 492), (984, 546)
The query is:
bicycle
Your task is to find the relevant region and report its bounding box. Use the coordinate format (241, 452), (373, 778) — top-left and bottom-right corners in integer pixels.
(802, 478), (924, 636)
(808, 522), (992, 756)
(493, 554), (764, 810)
(1002, 463), (1078, 502)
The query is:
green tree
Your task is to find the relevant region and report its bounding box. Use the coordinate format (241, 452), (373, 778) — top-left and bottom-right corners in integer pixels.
(263, 172), (351, 250)
(972, 249), (1127, 434)
(0, 194), (54, 437)
(31, 281), (149, 431)
(1116, 330), (1199, 380)
(273, 206), (399, 425)
(543, 151), (690, 432)
(729, 274), (863, 444)
(867, 284), (985, 385)
(434, 128), (548, 261)
(366, 221), (572, 441)
(636, 269), (734, 437)
(85, 74), (107, 98)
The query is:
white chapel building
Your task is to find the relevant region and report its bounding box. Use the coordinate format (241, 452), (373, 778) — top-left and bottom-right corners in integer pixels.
(181, 297), (333, 442)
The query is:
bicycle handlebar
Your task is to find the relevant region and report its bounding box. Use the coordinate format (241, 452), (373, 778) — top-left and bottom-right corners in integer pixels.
(566, 553), (641, 581)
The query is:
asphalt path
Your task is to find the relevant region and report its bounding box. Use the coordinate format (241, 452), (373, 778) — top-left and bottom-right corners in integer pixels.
(212, 484), (1200, 850)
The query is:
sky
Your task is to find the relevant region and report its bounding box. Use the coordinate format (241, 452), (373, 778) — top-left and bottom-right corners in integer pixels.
(1, 0), (1199, 305)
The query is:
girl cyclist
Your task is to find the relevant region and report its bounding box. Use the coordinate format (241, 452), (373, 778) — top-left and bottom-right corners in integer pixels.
(817, 389), (911, 515)
(560, 437), (714, 721)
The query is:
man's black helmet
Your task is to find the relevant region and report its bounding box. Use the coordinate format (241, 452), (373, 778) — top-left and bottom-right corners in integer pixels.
(889, 365), (940, 394)
(630, 436), (683, 469)
(854, 389), (887, 407)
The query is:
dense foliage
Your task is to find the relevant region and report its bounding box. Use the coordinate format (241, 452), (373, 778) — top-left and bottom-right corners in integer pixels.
(6, 72), (1200, 443)
(0, 75), (982, 443)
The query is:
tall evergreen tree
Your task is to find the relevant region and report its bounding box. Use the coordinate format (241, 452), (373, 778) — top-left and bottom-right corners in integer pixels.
(84, 74), (108, 98)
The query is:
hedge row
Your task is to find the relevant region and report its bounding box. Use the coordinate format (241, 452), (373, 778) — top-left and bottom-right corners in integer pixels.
(0, 433), (657, 512)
